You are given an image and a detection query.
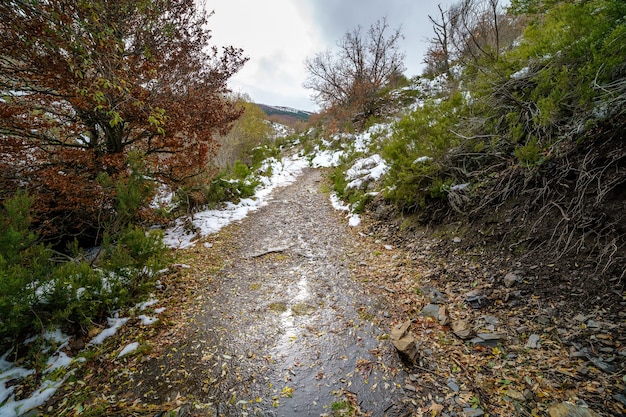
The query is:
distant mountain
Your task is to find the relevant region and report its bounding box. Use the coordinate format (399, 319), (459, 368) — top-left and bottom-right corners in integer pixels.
(257, 104), (314, 123)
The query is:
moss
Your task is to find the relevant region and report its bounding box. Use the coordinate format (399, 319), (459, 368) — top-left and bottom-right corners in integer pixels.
(291, 303), (316, 316)
(269, 302), (287, 313)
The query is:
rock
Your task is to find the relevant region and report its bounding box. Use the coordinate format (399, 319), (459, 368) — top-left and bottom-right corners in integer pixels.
(548, 402), (602, 417)
(422, 286), (447, 304)
(465, 290), (487, 309)
(503, 272), (520, 288)
(614, 393), (626, 407)
(588, 356), (616, 373)
(438, 305), (449, 325)
(472, 333), (506, 347)
(447, 379), (460, 393)
(404, 384), (417, 392)
(526, 334), (541, 349)
(419, 304), (441, 318)
(505, 389), (525, 401)
(452, 320), (473, 340)
(586, 320), (602, 329)
(453, 237), (462, 243)
(391, 321), (420, 363)
(462, 407), (485, 416)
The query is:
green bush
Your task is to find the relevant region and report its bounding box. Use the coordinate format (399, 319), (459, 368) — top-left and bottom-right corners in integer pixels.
(205, 165), (260, 206)
(0, 192), (169, 353)
(0, 193), (54, 344)
(381, 93), (466, 210)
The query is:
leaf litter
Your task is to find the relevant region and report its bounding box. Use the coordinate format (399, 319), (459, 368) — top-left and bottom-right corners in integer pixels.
(30, 167), (625, 416)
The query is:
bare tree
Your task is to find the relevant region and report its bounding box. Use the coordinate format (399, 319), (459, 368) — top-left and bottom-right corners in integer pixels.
(304, 17), (405, 122)
(449, 0), (504, 65)
(425, 0), (525, 77)
(425, 4), (453, 79)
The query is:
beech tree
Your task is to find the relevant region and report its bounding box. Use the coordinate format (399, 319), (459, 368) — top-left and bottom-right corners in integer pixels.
(0, 0), (247, 242)
(304, 17), (406, 123)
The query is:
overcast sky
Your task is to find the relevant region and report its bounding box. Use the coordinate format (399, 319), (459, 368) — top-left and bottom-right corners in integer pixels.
(206, 0), (454, 112)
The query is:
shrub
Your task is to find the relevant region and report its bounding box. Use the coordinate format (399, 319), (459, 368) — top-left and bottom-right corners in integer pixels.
(0, 192), (169, 353)
(381, 93), (467, 210)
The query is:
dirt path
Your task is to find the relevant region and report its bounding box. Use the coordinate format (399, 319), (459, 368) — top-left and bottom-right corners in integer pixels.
(127, 168), (416, 416)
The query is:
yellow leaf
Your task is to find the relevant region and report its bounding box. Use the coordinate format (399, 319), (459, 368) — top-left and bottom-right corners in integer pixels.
(429, 402), (444, 416)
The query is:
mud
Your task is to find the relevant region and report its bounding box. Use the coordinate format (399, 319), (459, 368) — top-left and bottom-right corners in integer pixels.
(131, 169), (416, 416)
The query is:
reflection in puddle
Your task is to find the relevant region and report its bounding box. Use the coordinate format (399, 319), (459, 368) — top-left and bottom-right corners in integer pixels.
(276, 274), (311, 353)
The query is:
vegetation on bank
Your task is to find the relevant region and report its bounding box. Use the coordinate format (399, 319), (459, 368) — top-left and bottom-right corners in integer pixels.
(311, 0), (625, 278)
(0, 0), (282, 356)
(1, 0), (624, 384)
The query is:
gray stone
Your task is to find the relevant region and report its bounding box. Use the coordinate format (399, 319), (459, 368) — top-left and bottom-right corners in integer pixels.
(462, 407), (485, 417)
(419, 304), (441, 318)
(526, 334), (541, 349)
(503, 272), (520, 287)
(447, 379), (460, 393)
(472, 333), (506, 347)
(452, 320), (473, 340)
(548, 402), (601, 417)
(438, 305), (449, 325)
(422, 286), (447, 304)
(465, 291), (487, 309)
(589, 356), (616, 373)
(614, 393), (626, 407)
(391, 321), (419, 363)
(586, 320), (602, 329)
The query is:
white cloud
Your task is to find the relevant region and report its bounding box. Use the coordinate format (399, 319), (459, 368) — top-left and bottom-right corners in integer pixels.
(207, 0), (324, 111)
(205, 0), (456, 111)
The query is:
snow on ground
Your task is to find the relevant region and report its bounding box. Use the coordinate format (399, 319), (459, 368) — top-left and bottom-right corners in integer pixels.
(0, 330), (73, 417)
(88, 316), (129, 346)
(0, 299), (170, 416)
(329, 192), (362, 228)
(163, 154), (309, 249)
(118, 342), (139, 358)
(137, 315), (158, 326)
(346, 154), (388, 190)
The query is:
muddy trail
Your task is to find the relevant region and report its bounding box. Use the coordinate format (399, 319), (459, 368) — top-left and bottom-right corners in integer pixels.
(127, 168), (417, 416)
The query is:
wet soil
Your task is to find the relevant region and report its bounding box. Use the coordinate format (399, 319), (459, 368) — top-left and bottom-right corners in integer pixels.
(41, 164), (624, 416)
(127, 169), (417, 416)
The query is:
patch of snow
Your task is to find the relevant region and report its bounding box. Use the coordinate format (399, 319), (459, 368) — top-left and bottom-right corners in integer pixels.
(450, 183), (470, 191)
(163, 154), (309, 249)
(76, 287), (86, 299)
(329, 193), (350, 211)
(348, 214), (361, 227)
(136, 298), (158, 311)
(45, 351), (71, 374)
(346, 155), (389, 190)
(88, 317), (129, 346)
(118, 342), (139, 358)
(311, 149), (344, 168)
(329, 193), (362, 228)
(413, 156), (432, 164)
(0, 330), (74, 417)
(150, 183), (174, 210)
(0, 377), (64, 417)
(154, 307), (166, 314)
(137, 315), (158, 326)
(511, 67), (530, 79)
